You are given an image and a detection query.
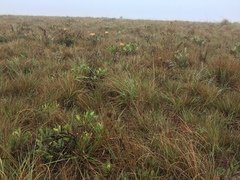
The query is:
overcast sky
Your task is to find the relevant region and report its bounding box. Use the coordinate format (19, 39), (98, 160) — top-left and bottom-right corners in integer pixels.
(1, 0), (239, 22)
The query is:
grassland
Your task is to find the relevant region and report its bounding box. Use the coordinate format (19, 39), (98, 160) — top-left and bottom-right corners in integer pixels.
(0, 15), (240, 179)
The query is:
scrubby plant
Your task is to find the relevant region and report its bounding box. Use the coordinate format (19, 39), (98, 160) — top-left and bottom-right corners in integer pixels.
(174, 47), (190, 68)
(0, 35), (7, 43)
(230, 44), (240, 58)
(10, 129), (32, 159)
(121, 42), (138, 55)
(108, 44), (118, 54)
(75, 111), (105, 155)
(71, 64), (107, 84)
(231, 44), (240, 53)
(191, 36), (205, 47)
(35, 125), (76, 163)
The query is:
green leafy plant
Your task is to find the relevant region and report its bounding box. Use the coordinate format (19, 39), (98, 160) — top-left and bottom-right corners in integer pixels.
(35, 125), (76, 163)
(121, 42), (138, 55)
(10, 129), (32, 159)
(75, 111), (104, 155)
(77, 111), (104, 135)
(174, 47), (189, 68)
(231, 44), (240, 53)
(57, 37), (75, 47)
(71, 64), (107, 82)
(5, 57), (21, 79)
(108, 45), (118, 54)
(41, 101), (60, 112)
(0, 35), (7, 43)
(191, 36), (205, 47)
(230, 44), (240, 57)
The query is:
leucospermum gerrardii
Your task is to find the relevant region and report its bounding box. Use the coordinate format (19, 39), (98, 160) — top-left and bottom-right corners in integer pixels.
(90, 33), (95, 36)
(119, 42), (124, 47)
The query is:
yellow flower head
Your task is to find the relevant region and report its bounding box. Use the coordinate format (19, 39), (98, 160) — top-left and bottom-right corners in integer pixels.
(63, 28), (67, 31)
(105, 31), (109, 34)
(90, 33), (95, 36)
(119, 42), (124, 47)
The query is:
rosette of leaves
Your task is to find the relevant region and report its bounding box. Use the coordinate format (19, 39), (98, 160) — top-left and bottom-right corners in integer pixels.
(122, 42), (138, 55)
(71, 64), (107, 90)
(35, 125), (76, 163)
(10, 129), (32, 160)
(75, 111), (104, 155)
(191, 36), (205, 47)
(0, 35), (7, 43)
(230, 44), (240, 57)
(174, 47), (190, 68)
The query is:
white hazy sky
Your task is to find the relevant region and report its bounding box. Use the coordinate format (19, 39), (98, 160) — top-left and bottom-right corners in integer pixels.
(0, 0), (239, 22)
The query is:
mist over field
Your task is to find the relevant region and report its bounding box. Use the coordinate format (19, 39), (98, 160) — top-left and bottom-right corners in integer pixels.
(1, 0), (240, 22)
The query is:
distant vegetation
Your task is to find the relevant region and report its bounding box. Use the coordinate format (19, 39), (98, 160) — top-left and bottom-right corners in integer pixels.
(0, 15), (240, 179)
